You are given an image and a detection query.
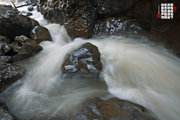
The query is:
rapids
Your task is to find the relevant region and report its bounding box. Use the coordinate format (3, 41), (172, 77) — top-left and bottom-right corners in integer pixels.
(0, 4), (180, 120)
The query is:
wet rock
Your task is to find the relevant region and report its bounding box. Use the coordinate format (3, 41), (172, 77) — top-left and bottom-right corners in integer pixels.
(30, 26), (52, 43)
(50, 97), (157, 120)
(94, 17), (143, 36)
(0, 36), (12, 43)
(0, 36), (14, 63)
(0, 56), (13, 63)
(0, 102), (18, 120)
(26, 0), (38, 5)
(63, 0), (97, 40)
(20, 11), (33, 17)
(0, 5), (39, 40)
(38, 0), (97, 40)
(11, 35), (42, 61)
(62, 43), (102, 79)
(0, 36), (13, 56)
(0, 61), (26, 93)
(0, 35), (42, 61)
(96, 0), (138, 16)
(28, 6), (34, 11)
(77, 97), (156, 120)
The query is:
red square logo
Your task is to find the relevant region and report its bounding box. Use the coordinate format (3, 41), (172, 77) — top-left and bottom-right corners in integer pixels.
(156, 13), (161, 18)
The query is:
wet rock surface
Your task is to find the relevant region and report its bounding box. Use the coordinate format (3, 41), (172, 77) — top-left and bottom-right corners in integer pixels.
(0, 35), (42, 61)
(0, 102), (18, 120)
(0, 5), (39, 40)
(62, 43), (102, 79)
(80, 97), (156, 120)
(28, 5), (34, 11)
(38, 0), (97, 39)
(11, 35), (42, 61)
(51, 97), (156, 120)
(30, 26), (52, 43)
(0, 61), (26, 93)
(94, 17), (143, 36)
(96, 0), (138, 16)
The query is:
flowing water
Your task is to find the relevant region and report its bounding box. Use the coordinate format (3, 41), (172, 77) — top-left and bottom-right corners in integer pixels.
(0, 4), (180, 120)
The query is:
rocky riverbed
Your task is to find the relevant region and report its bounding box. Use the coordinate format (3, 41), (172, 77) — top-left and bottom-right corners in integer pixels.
(0, 0), (180, 120)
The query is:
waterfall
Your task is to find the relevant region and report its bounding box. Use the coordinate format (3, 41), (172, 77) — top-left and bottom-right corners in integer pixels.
(0, 5), (180, 120)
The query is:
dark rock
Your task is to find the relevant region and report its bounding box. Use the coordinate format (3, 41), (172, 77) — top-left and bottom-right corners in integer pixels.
(38, 0), (97, 40)
(0, 36), (12, 43)
(11, 35), (43, 61)
(63, 0), (97, 40)
(30, 26), (52, 43)
(0, 35), (42, 61)
(96, 0), (138, 16)
(20, 11), (33, 17)
(0, 5), (39, 40)
(0, 36), (13, 56)
(125, 0), (180, 56)
(0, 36), (14, 63)
(62, 43), (102, 79)
(0, 56), (13, 63)
(94, 17), (143, 36)
(78, 97), (156, 120)
(0, 102), (18, 120)
(26, 0), (38, 5)
(0, 61), (26, 93)
(28, 6), (34, 11)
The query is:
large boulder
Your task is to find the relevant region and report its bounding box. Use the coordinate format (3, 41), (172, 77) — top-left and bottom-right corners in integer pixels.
(0, 5), (39, 40)
(39, 0), (97, 40)
(11, 35), (43, 61)
(79, 97), (156, 120)
(30, 26), (52, 43)
(50, 97), (157, 120)
(0, 102), (18, 120)
(61, 43), (102, 79)
(0, 61), (26, 93)
(0, 35), (42, 61)
(94, 17), (143, 36)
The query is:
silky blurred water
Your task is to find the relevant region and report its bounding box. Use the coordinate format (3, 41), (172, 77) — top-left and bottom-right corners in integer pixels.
(0, 4), (180, 120)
